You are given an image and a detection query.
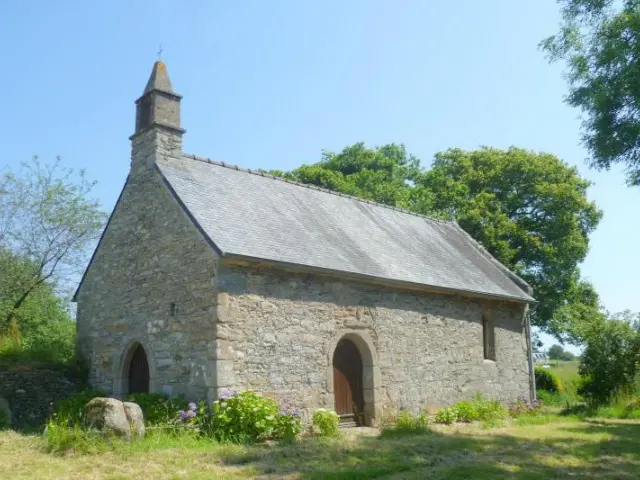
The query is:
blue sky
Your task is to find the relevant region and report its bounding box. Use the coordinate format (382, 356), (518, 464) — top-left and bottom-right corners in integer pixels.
(1, 1), (637, 351)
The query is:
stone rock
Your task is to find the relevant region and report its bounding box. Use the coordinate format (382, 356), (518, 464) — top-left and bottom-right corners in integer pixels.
(0, 397), (11, 428)
(84, 397), (132, 439)
(123, 402), (145, 438)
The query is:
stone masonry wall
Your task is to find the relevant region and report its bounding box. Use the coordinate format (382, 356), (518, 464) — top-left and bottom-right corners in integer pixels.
(0, 369), (82, 430)
(75, 128), (218, 401)
(215, 263), (530, 425)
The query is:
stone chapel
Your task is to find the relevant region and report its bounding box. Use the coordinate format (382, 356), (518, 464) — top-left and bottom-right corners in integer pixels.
(74, 61), (536, 426)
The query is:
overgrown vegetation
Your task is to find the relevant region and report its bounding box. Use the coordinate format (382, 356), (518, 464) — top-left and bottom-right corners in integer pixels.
(535, 366), (565, 394)
(0, 157), (106, 370)
(45, 389), (304, 453)
(380, 410), (429, 438)
(578, 311), (640, 406)
(432, 394), (511, 427)
(311, 409), (340, 437)
(125, 393), (188, 426)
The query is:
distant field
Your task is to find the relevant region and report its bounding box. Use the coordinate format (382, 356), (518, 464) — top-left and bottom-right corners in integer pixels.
(551, 360), (580, 402)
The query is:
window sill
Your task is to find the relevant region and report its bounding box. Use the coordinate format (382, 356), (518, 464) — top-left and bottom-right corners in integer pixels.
(483, 359), (497, 364)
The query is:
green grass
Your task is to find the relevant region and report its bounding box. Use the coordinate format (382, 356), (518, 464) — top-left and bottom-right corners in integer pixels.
(2, 415), (640, 479)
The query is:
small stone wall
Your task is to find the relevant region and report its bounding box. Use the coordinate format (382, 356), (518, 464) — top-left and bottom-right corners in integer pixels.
(0, 369), (83, 430)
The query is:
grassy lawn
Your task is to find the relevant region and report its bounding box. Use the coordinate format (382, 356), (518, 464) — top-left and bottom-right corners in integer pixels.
(2, 417), (640, 479)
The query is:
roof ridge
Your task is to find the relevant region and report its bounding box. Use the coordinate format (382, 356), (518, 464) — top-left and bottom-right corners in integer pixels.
(182, 153), (454, 225)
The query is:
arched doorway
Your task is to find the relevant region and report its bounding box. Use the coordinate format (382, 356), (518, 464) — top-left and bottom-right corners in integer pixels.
(333, 338), (364, 425)
(127, 343), (149, 394)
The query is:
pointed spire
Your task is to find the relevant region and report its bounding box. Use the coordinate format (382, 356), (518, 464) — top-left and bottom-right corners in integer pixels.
(143, 60), (174, 95)
(132, 61), (184, 138)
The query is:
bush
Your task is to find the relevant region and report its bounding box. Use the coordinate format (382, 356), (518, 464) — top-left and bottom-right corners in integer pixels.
(312, 408), (340, 437)
(51, 388), (107, 427)
(209, 390), (279, 442)
(453, 401), (477, 422)
(273, 413), (303, 443)
(508, 396), (544, 417)
(381, 410), (429, 437)
(578, 316), (640, 405)
(470, 393), (509, 422)
(434, 406), (458, 425)
(536, 389), (573, 406)
(0, 405), (9, 430)
(535, 367), (564, 393)
(126, 392), (187, 426)
(44, 421), (108, 454)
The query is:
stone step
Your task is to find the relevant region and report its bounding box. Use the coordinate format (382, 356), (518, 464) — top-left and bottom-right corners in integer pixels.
(339, 413), (358, 428)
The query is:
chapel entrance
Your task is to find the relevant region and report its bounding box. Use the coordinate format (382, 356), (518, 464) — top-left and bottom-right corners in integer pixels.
(127, 344), (149, 394)
(333, 338), (364, 426)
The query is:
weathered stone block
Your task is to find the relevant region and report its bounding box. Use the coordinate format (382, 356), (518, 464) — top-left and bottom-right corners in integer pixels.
(84, 397), (132, 439)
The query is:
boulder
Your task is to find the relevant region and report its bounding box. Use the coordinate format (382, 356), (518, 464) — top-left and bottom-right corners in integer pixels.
(123, 402), (145, 438)
(84, 397), (132, 439)
(0, 397), (11, 429)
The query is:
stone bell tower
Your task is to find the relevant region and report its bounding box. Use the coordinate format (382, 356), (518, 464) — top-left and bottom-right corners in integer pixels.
(129, 61), (185, 176)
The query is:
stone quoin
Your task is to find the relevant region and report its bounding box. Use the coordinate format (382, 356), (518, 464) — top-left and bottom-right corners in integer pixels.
(74, 61), (536, 427)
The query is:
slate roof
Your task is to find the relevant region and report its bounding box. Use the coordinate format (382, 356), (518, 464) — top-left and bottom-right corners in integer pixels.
(156, 154), (534, 303)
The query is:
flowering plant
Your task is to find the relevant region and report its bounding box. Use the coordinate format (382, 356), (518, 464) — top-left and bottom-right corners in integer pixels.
(508, 396), (544, 417)
(312, 408), (340, 437)
(273, 403), (303, 442)
(210, 390), (279, 442)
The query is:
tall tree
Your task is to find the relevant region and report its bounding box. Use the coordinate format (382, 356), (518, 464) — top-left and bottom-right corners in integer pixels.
(0, 248), (75, 362)
(542, 0), (640, 185)
(271, 143), (424, 209)
(0, 157), (106, 332)
(421, 147), (603, 339)
(276, 144), (603, 341)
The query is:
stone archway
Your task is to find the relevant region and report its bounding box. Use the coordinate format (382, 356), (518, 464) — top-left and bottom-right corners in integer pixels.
(333, 338), (363, 425)
(128, 343), (149, 394)
(116, 341), (152, 396)
(327, 331), (381, 427)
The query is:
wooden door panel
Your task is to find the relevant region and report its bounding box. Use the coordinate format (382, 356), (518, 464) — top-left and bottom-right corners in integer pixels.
(333, 366), (353, 415)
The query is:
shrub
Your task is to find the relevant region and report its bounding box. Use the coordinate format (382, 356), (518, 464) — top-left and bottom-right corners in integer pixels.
(273, 413), (303, 443)
(51, 388), (107, 427)
(535, 367), (564, 393)
(44, 421), (108, 454)
(434, 406), (458, 425)
(0, 406), (9, 430)
(578, 316), (640, 405)
(312, 409), (340, 437)
(453, 401), (477, 422)
(508, 396), (544, 417)
(126, 392), (187, 426)
(381, 410), (429, 437)
(209, 390), (279, 442)
(536, 389), (572, 406)
(471, 393), (509, 422)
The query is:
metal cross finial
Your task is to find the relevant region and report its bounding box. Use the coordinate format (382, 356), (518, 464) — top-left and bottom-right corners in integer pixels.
(157, 44), (163, 61)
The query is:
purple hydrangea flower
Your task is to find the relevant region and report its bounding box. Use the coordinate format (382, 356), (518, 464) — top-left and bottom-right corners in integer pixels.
(219, 390), (238, 400)
(179, 409), (196, 420)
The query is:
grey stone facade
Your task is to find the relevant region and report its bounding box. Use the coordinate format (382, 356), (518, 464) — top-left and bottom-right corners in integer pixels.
(214, 264), (529, 424)
(75, 61), (533, 426)
(76, 126), (219, 400)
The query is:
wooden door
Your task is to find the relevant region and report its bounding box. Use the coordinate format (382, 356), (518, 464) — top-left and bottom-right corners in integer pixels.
(333, 365), (353, 415)
(332, 339), (363, 419)
(128, 344), (149, 394)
